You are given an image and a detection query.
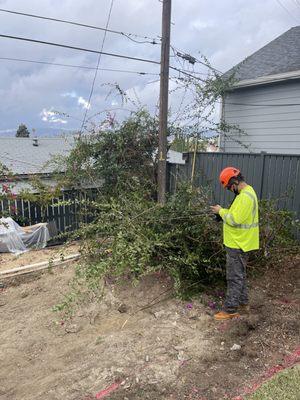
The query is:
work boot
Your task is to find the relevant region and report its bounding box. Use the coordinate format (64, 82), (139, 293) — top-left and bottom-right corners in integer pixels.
(214, 311), (240, 321)
(238, 304), (250, 314)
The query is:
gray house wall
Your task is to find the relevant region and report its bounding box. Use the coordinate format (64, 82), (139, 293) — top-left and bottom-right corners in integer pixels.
(221, 80), (300, 154)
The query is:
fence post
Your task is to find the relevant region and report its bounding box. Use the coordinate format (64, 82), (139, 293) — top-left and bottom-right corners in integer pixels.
(259, 151), (266, 199)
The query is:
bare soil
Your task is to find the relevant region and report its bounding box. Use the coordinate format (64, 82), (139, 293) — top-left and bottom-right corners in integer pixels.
(0, 255), (299, 400)
(0, 242), (79, 272)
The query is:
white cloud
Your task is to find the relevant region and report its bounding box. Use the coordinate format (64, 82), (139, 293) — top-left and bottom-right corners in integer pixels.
(62, 91), (78, 99)
(62, 92), (90, 109)
(78, 96), (91, 110)
(0, 0), (296, 132)
(40, 108), (68, 124)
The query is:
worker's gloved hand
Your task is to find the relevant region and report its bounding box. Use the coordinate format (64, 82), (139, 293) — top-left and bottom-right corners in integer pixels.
(210, 205), (222, 222)
(215, 214), (222, 222)
(210, 205), (221, 214)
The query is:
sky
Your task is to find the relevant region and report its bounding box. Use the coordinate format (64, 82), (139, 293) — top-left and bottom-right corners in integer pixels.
(0, 0), (298, 136)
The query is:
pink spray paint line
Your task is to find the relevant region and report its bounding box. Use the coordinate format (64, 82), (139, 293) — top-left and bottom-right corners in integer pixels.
(95, 382), (120, 399)
(232, 347), (300, 400)
(274, 298), (300, 306)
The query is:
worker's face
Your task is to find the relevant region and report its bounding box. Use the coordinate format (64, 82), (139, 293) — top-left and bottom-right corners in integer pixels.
(227, 181), (239, 195)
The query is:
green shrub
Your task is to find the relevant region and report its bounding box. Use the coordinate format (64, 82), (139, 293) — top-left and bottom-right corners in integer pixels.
(75, 184), (224, 295)
(74, 184), (299, 297)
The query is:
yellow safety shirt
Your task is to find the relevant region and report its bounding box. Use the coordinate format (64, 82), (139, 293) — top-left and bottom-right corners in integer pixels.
(219, 185), (259, 252)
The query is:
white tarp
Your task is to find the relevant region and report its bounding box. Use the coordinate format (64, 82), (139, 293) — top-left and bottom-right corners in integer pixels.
(0, 217), (50, 254)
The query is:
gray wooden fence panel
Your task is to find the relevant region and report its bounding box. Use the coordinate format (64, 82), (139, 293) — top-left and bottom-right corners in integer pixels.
(167, 152), (300, 221)
(0, 190), (95, 234)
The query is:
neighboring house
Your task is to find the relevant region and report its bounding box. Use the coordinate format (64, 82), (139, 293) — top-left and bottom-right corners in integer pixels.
(0, 137), (74, 193)
(206, 138), (219, 152)
(167, 149), (185, 164)
(0, 137), (185, 192)
(220, 27), (300, 154)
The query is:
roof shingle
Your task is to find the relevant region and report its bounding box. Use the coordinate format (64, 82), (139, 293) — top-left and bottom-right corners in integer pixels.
(0, 137), (74, 175)
(225, 26), (300, 82)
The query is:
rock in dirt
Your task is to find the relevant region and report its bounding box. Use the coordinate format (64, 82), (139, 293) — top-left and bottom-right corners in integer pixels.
(153, 310), (166, 318)
(20, 290), (30, 298)
(177, 351), (186, 361)
(230, 343), (241, 351)
(246, 315), (260, 330)
(118, 303), (129, 313)
(65, 324), (81, 334)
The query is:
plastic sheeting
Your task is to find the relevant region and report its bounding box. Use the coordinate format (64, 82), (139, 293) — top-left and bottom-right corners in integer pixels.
(0, 217), (50, 254)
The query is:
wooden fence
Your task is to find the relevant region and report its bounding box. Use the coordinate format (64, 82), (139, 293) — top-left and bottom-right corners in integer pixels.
(167, 152), (300, 220)
(0, 190), (95, 233)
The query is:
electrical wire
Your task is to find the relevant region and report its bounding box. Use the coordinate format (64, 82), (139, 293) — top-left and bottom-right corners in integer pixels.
(0, 8), (223, 74)
(0, 7), (160, 44)
(171, 45), (223, 74)
(0, 34), (161, 66)
(292, 0), (300, 7)
(0, 34), (210, 82)
(274, 0), (300, 23)
(0, 55), (209, 86)
(180, 68), (211, 76)
(0, 56), (159, 75)
(169, 65), (206, 82)
(79, 0), (114, 133)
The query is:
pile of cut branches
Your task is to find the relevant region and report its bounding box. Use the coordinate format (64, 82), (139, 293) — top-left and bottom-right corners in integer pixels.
(74, 183), (298, 296)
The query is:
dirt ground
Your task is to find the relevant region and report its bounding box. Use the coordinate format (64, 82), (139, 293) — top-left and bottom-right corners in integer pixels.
(0, 255), (299, 400)
(0, 242), (79, 272)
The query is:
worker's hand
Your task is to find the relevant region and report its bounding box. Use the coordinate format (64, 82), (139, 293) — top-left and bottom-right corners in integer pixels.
(210, 205), (222, 214)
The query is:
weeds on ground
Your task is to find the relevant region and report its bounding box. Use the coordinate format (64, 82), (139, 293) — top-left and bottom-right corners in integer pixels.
(247, 365), (300, 400)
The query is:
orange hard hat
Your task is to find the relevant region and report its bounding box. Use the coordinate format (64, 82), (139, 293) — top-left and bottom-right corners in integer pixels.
(219, 167), (240, 188)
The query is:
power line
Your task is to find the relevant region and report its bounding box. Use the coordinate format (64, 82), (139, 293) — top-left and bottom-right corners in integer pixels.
(0, 34), (209, 82)
(0, 55), (207, 83)
(180, 68), (211, 76)
(0, 8), (224, 73)
(274, 0), (300, 23)
(292, 0), (300, 8)
(0, 34), (161, 66)
(169, 65), (206, 82)
(0, 56), (159, 75)
(80, 0), (114, 133)
(0, 7), (160, 44)
(171, 45), (223, 74)
(0, 56), (208, 79)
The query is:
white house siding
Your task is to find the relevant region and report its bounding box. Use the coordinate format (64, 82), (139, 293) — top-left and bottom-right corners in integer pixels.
(221, 80), (300, 154)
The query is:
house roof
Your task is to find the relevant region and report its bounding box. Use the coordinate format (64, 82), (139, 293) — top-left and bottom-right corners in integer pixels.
(0, 136), (185, 176)
(0, 137), (74, 175)
(225, 27), (300, 85)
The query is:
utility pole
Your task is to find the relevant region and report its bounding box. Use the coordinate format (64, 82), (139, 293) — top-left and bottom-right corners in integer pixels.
(158, 0), (172, 205)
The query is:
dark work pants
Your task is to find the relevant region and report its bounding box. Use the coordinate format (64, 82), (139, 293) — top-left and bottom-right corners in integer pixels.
(224, 246), (249, 313)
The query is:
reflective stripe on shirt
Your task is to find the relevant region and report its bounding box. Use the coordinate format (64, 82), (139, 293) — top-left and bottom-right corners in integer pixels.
(223, 190), (258, 229)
